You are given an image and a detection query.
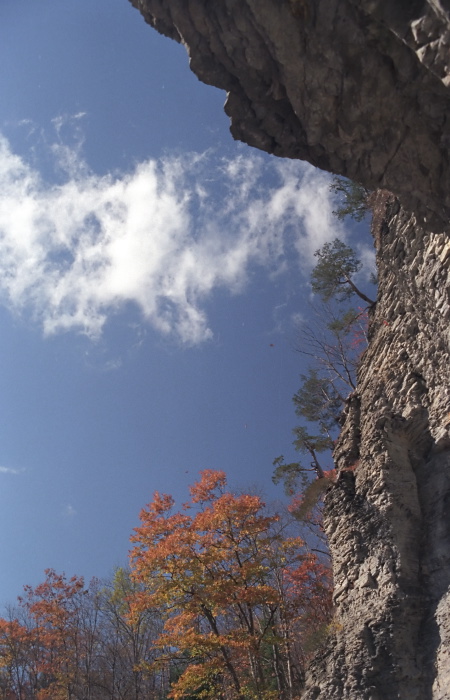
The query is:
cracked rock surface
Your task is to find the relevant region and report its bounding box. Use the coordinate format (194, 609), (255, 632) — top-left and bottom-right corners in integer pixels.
(305, 193), (450, 698)
(128, 1), (450, 696)
(130, 0), (450, 227)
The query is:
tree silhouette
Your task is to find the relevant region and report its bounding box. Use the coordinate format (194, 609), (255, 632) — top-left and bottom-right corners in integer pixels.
(311, 238), (375, 306)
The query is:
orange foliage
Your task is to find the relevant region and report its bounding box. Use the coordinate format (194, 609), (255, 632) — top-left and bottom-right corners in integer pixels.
(18, 569), (86, 699)
(130, 470), (333, 699)
(0, 472), (333, 700)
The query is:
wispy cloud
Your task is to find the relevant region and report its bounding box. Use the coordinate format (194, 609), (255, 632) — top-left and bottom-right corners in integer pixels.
(0, 127), (341, 344)
(62, 504), (77, 518)
(0, 466), (23, 475)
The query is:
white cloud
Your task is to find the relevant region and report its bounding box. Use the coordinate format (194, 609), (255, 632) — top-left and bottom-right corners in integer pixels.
(0, 132), (339, 344)
(0, 466), (22, 475)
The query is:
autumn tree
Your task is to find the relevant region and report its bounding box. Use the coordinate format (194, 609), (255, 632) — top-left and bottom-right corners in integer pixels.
(0, 614), (36, 700)
(97, 567), (166, 700)
(17, 569), (88, 700)
(0, 475), (333, 700)
(129, 470), (332, 700)
(0, 569), (168, 700)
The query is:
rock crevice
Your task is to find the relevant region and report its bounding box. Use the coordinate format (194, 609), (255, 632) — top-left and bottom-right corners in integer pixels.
(128, 1), (450, 696)
(130, 0), (450, 226)
(305, 194), (450, 698)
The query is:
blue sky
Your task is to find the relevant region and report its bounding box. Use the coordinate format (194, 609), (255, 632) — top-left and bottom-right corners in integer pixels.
(0, 0), (374, 605)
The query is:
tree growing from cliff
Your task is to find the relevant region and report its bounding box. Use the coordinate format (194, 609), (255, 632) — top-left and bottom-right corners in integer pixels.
(297, 306), (369, 393)
(274, 238), (373, 526)
(329, 176), (371, 223)
(311, 238), (375, 306)
(273, 309), (367, 502)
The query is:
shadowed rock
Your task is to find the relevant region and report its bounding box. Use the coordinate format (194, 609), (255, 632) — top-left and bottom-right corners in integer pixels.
(128, 1), (450, 697)
(129, 0), (450, 228)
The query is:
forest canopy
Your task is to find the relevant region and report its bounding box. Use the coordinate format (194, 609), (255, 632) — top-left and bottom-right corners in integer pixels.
(0, 471), (332, 700)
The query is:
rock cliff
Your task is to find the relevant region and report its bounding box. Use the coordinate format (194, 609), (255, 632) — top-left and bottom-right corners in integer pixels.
(128, 0), (450, 697)
(129, 0), (450, 228)
(310, 193), (450, 699)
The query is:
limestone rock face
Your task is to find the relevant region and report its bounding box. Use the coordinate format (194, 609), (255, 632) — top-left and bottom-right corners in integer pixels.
(128, 0), (450, 697)
(304, 194), (450, 699)
(129, 0), (450, 227)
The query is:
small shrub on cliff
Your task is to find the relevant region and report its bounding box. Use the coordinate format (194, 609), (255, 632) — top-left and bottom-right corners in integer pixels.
(329, 175), (371, 222)
(274, 238), (374, 540)
(311, 238), (375, 306)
